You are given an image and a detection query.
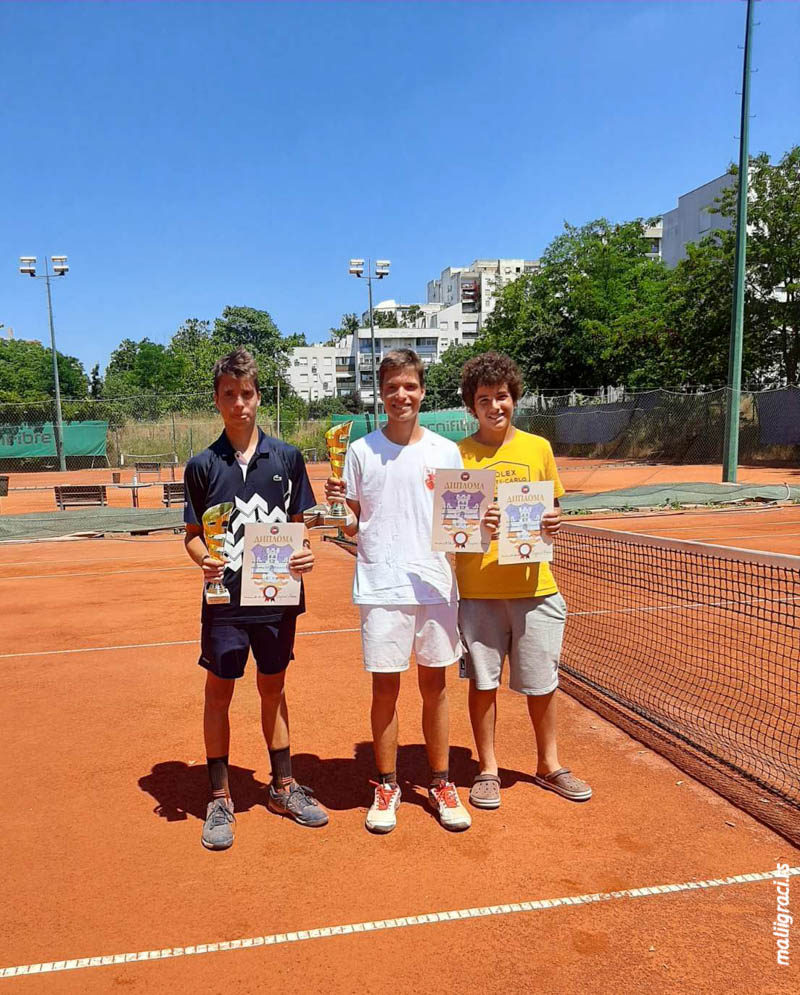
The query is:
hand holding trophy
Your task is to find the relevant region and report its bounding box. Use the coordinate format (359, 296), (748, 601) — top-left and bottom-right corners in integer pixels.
(202, 501), (234, 604)
(324, 421), (353, 526)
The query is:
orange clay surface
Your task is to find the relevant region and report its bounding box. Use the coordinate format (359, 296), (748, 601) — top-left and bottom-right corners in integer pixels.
(571, 505), (800, 558)
(0, 470), (797, 993)
(2, 457), (800, 515)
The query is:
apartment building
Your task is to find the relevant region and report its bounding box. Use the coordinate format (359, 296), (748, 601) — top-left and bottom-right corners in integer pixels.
(661, 173), (735, 267)
(288, 258), (539, 405)
(285, 345), (339, 402)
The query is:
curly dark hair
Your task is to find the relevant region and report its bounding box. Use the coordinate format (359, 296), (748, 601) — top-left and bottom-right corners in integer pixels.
(460, 351), (523, 411)
(213, 348), (260, 394)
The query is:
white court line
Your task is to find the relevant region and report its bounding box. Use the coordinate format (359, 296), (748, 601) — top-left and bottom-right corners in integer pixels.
(0, 565), (193, 582)
(568, 597), (800, 620)
(0, 628), (361, 660)
(1, 867), (797, 979)
(692, 531), (800, 543)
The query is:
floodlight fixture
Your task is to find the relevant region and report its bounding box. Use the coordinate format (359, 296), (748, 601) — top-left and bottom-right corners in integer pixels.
(349, 255), (392, 424)
(51, 255), (69, 276)
(19, 256), (37, 277)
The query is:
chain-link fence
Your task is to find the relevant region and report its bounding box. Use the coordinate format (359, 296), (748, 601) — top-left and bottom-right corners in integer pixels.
(1, 386), (798, 470)
(0, 388), (327, 471)
(515, 386), (800, 464)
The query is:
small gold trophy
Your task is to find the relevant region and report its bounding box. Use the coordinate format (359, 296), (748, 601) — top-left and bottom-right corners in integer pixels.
(202, 501), (234, 604)
(324, 421), (353, 525)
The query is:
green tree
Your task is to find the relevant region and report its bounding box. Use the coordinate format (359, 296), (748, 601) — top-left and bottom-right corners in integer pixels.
(655, 148), (800, 389)
(0, 338), (88, 401)
(716, 148), (800, 383)
(212, 305), (288, 385)
(397, 304), (422, 328)
(88, 363), (103, 398)
(283, 332), (308, 348)
(422, 343), (478, 410)
(325, 313), (359, 346)
(307, 395), (349, 419)
(103, 338), (186, 398)
(371, 310), (397, 328)
(265, 386), (307, 437)
(169, 318), (216, 393)
(167, 310), (305, 397)
(342, 390), (365, 414)
(481, 218), (673, 389)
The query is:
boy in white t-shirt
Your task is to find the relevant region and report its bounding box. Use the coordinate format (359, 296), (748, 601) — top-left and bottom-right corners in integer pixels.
(325, 349), (471, 834)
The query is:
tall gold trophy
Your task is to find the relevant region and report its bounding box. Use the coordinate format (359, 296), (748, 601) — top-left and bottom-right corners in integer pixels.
(202, 502), (234, 604)
(324, 421), (353, 525)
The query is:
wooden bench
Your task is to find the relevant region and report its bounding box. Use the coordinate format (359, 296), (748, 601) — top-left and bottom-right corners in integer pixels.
(162, 481), (185, 508)
(134, 460), (178, 481)
(54, 484), (108, 511)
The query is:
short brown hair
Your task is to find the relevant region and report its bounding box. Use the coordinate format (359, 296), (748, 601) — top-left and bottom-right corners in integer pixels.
(378, 348), (425, 390)
(460, 351), (523, 411)
(213, 348), (260, 394)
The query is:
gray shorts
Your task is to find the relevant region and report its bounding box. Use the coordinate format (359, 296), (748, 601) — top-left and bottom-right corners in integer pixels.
(458, 593), (567, 695)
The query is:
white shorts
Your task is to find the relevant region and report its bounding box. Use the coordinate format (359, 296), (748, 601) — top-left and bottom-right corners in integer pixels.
(359, 602), (462, 673)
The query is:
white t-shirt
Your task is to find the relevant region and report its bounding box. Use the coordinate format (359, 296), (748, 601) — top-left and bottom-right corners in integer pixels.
(344, 427), (463, 605)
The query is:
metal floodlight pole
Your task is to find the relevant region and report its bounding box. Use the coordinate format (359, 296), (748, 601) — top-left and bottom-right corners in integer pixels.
(367, 265), (379, 426)
(722, 0), (756, 484)
(349, 257), (389, 428)
(20, 254), (68, 473)
(43, 258), (66, 472)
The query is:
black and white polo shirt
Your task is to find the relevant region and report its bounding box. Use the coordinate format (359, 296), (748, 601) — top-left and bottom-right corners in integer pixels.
(184, 429), (316, 625)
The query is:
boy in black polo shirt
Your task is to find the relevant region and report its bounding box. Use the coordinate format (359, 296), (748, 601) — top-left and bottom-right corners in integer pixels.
(184, 348), (327, 850)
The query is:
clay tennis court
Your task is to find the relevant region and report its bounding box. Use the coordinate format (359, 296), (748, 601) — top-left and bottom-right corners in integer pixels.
(1, 465), (798, 993)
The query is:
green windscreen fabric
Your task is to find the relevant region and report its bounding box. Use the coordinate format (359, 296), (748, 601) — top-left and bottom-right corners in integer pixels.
(331, 409), (477, 443)
(561, 482), (800, 512)
(0, 421), (108, 458)
(0, 507), (183, 541)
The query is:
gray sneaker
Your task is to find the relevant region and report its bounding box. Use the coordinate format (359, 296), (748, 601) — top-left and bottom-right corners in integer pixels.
(201, 797), (235, 850)
(268, 783), (328, 827)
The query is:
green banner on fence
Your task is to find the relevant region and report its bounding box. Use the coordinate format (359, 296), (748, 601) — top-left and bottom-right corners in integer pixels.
(332, 408), (477, 443)
(0, 421), (108, 459)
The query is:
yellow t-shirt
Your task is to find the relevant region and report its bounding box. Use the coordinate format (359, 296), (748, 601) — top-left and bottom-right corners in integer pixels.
(456, 429), (565, 599)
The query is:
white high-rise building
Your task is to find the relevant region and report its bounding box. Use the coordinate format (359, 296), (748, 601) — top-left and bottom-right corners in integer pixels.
(661, 174), (735, 267)
(426, 258), (539, 334)
(287, 257), (539, 406)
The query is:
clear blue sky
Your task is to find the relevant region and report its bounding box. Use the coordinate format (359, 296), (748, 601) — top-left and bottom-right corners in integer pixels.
(2, 0), (798, 378)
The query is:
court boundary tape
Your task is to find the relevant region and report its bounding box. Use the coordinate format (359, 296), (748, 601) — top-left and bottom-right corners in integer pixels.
(1, 867), (797, 979)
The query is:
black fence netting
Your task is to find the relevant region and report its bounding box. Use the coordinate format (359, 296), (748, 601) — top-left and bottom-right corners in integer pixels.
(515, 386), (800, 464)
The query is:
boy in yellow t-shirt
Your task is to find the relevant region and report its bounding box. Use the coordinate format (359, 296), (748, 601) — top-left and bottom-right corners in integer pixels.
(456, 352), (591, 810)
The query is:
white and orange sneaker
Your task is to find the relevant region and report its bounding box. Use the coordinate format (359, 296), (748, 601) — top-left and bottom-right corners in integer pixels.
(428, 781), (472, 831)
(365, 781), (401, 834)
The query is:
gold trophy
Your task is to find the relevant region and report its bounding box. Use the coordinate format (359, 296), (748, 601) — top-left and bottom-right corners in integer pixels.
(324, 421), (353, 525)
(202, 501), (234, 604)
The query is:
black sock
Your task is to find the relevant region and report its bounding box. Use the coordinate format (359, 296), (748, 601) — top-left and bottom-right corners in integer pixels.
(430, 768), (449, 787)
(269, 746), (292, 790)
(207, 755), (229, 800)
(378, 771), (397, 787)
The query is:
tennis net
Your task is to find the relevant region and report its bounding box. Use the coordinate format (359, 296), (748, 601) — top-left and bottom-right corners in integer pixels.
(555, 524), (800, 845)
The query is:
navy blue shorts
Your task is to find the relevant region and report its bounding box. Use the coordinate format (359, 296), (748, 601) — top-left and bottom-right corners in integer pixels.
(199, 616), (297, 680)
